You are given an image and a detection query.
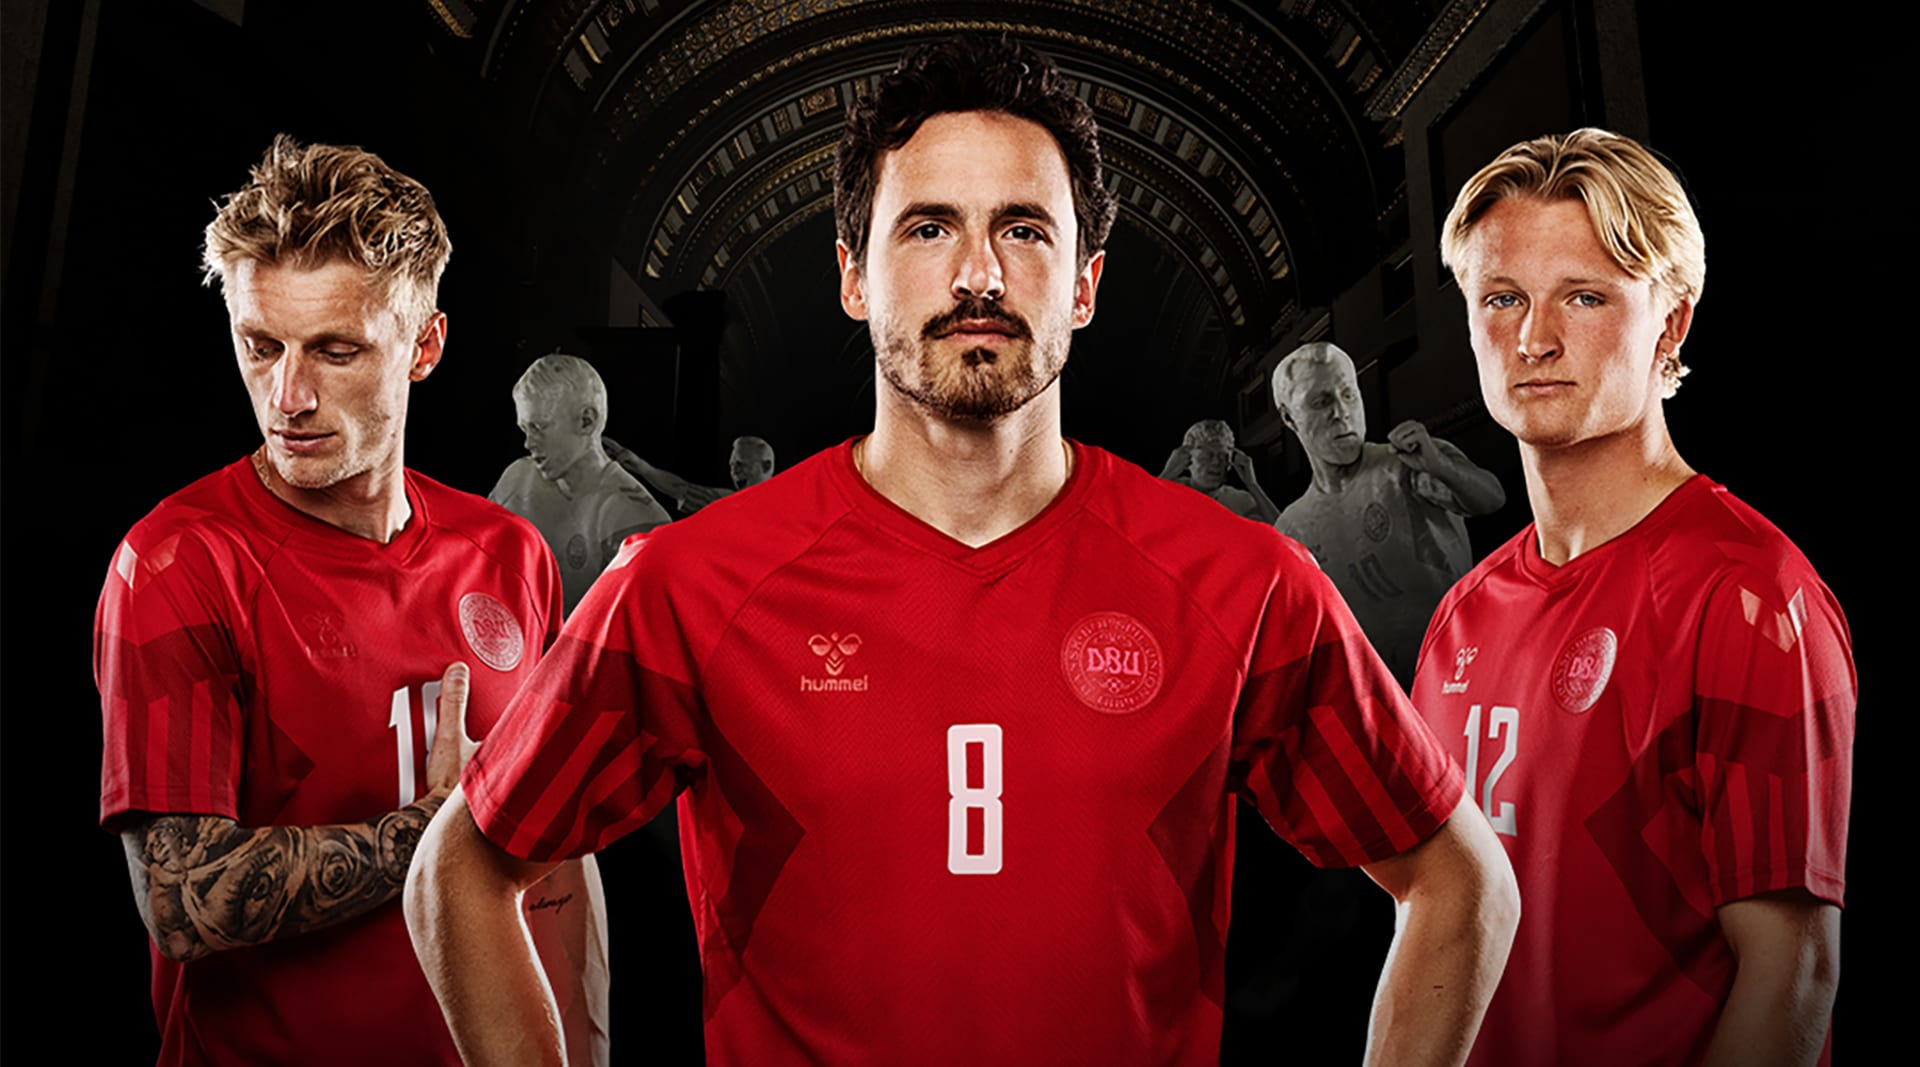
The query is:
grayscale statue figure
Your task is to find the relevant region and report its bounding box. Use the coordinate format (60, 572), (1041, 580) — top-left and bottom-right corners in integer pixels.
(603, 434), (775, 513)
(490, 354), (671, 613)
(1158, 419), (1281, 523)
(1272, 342), (1505, 685)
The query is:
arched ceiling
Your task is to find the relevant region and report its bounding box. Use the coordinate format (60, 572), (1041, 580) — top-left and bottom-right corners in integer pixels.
(415, 0), (1492, 448)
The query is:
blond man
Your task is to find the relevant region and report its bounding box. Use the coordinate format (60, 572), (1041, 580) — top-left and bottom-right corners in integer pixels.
(1412, 128), (1852, 1066)
(94, 136), (606, 1065)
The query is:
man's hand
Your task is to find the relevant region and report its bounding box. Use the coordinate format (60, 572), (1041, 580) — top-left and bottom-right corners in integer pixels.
(1388, 420), (1437, 473)
(679, 484), (729, 511)
(426, 662), (477, 794)
(1159, 445), (1194, 480)
(1230, 448), (1257, 483)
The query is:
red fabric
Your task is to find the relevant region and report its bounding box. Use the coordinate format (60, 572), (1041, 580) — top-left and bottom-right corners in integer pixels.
(1412, 475), (1854, 1067)
(468, 439), (1459, 1066)
(96, 458), (561, 1066)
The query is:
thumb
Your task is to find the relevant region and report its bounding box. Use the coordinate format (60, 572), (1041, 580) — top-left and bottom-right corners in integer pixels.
(437, 661), (471, 745)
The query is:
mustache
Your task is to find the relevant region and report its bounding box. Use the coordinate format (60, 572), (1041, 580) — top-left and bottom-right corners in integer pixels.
(921, 297), (1031, 340)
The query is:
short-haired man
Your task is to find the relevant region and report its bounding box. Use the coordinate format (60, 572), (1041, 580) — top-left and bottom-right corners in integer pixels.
(410, 36), (1516, 1066)
(1414, 128), (1853, 1065)
(95, 136), (606, 1065)
(1159, 418), (1281, 522)
(489, 353), (671, 613)
(1272, 341), (1505, 685)
(603, 434), (775, 513)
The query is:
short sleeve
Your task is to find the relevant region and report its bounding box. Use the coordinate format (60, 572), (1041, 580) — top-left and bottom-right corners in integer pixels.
(1693, 570), (1854, 908)
(1230, 538), (1462, 867)
(465, 532), (709, 861)
(95, 525), (247, 827)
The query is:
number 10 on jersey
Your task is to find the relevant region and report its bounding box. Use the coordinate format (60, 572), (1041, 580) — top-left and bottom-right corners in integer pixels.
(947, 724), (1003, 875)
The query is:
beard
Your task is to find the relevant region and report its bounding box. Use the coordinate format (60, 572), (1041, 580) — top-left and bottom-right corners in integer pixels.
(874, 296), (1068, 422)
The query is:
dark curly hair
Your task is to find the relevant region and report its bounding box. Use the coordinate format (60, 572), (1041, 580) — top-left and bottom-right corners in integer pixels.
(833, 34), (1117, 270)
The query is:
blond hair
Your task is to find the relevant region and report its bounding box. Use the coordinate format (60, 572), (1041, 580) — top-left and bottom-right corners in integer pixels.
(1440, 129), (1703, 395)
(202, 134), (450, 333)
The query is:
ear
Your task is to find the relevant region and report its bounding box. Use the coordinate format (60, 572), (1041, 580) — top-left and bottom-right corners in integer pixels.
(1658, 295), (1696, 363)
(836, 240), (868, 321)
(409, 312), (448, 382)
(1071, 250), (1105, 329)
(578, 405), (600, 434)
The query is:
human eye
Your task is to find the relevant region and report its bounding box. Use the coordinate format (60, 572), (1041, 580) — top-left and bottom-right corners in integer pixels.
(908, 221), (948, 240)
(1570, 291), (1605, 308)
(319, 344), (362, 363)
(1004, 222), (1047, 242)
(1481, 292), (1522, 310)
(242, 336), (282, 361)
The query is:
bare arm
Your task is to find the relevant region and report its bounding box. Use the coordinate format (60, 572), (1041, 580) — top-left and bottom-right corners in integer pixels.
(1158, 445), (1193, 481)
(1230, 448), (1283, 524)
(121, 663), (476, 963)
(406, 786), (567, 1067)
(1701, 891), (1841, 1067)
(1388, 421), (1506, 516)
(1358, 794), (1520, 1067)
(603, 436), (718, 513)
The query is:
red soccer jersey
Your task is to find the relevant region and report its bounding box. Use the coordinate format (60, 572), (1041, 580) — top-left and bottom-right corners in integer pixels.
(1411, 475), (1854, 1066)
(466, 439), (1462, 1066)
(95, 459), (578, 1066)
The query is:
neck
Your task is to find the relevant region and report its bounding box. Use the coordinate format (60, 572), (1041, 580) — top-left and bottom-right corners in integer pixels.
(1520, 410), (1693, 565)
(862, 379), (1071, 548)
(555, 445), (611, 487)
(256, 446), (412, 543)
(1305, 448), (1362, 495)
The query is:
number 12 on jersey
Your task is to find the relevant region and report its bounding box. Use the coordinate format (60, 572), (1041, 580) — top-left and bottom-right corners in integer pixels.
(1462, 703), (1518, 836)
(947, 724), (1003, 875)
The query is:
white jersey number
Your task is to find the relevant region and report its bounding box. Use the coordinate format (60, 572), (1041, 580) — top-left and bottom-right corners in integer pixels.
(947, 724), (1003, 874)
(1462, 704), (1519, 836)
(388, 681), (443, 806)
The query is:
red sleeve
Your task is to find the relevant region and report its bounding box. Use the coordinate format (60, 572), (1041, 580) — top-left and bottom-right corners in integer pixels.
(1230, 538), (1463, 867)
(1693, 569), (1854, 907)
(464, 532), (709, 861)
(95, 524), (247, 827)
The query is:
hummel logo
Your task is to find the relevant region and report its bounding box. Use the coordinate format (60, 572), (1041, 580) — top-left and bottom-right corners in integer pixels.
(808, 632), (862, 676)
(1442, 646), (1477, 694)
(801, 632), (869, 693)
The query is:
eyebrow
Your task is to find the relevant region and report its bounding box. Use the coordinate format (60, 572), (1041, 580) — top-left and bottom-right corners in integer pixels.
(888, 201), (1060, 231)
(233, 322), (369, 347)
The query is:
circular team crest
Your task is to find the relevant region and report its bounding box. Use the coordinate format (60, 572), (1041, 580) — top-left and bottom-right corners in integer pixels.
(1060, 612), (1165, 715)
(459, 592), (525, 672)
(1551, 626), (1618, 713)
(566, 532), (589, 571)
(1362, 501), (1391, 542)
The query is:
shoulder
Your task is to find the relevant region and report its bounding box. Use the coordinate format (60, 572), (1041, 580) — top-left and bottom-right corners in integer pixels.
(603, 444), (859, 595)
(1650, 477), (1845, 629)
(591, 462), (670, 517)
(113, 461), (275, 574)
(413, 468), (551, 563)
(1425, 523), (1532, 628)
(1079, 444), (1313, 607)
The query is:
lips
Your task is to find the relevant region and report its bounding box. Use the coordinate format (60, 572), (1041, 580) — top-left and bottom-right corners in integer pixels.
(1513, 379), (1576, 394)
(274, 430), (335, 454)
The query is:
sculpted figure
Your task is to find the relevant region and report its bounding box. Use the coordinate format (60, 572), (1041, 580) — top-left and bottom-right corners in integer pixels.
(604, 435), (775, 514)
(1272, 342), (1505, 684)
(489, 354), (670, 613)
(1158, 419), (1281, 522)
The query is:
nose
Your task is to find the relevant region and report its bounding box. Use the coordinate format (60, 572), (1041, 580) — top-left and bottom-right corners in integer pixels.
(1517, 304), (1560, 363)
(951, 234), (1005, 302)
(272, 352), (319, 417)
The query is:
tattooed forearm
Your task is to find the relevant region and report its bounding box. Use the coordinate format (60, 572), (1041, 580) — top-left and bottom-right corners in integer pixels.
(122, 792), (447, 963)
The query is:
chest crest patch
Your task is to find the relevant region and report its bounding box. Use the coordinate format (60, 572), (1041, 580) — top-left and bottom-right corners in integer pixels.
(459, 592), (525, 672)
(1060, 612), (1165, 715)
(1551, 626), (1618, 714)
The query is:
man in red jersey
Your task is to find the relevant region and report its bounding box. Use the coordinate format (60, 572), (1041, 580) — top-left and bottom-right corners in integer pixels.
(409, 35), (1516, 1067)
(95, 136), (607, 1066)
(1413, 128), (1852, 1066)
